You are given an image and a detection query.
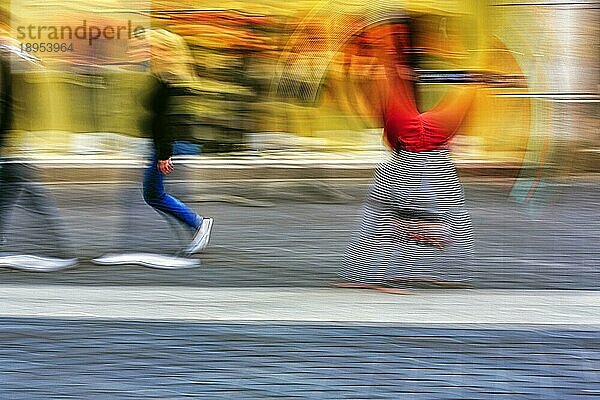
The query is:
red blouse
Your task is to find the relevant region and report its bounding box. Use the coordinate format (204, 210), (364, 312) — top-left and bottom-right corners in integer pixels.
(381, 73), (475, 152)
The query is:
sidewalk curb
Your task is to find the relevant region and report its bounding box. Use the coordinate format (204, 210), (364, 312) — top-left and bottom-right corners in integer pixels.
(0, 286), (598, 326)
(29, 158), (534, 183)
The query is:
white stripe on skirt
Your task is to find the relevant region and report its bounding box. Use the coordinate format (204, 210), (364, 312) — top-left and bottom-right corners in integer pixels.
(339, 149), (474, 284)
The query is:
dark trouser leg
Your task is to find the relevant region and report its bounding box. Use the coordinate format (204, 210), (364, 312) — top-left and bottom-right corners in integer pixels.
(0, 162), (24, 242)
(1, 162), (72, 256)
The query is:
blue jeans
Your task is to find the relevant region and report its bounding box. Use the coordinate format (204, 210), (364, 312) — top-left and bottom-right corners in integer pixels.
(142, 155), (202, 231)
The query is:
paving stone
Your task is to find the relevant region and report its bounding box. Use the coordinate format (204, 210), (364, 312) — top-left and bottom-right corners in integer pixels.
(0, 319), (598, 399)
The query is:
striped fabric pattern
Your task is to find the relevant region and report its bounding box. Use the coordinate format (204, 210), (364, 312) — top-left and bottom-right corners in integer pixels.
(339, 149), (474, 285)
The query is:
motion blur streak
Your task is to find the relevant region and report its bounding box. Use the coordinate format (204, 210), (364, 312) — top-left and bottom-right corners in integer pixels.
(0, 0), (598, 399)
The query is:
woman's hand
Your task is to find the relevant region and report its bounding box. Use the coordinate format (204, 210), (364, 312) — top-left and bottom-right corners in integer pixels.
(158, 158), (174, 175)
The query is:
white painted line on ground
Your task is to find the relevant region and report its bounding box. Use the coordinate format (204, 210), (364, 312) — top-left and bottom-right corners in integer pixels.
(0, 286), (598, 325)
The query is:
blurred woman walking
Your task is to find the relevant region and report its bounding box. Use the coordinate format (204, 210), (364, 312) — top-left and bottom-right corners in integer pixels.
(336, 21), (477, 294)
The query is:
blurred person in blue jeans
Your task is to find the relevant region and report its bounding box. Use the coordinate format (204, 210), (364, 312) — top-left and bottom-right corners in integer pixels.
(141, 29), (213, 254)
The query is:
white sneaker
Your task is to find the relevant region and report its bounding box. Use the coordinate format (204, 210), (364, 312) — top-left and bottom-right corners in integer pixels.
(186, 218), (214, 254)
(0, 254), (78, 272)
(92, 253), (200, 269)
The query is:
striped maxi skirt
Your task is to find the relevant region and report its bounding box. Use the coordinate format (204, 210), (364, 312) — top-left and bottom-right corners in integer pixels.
(339, 149), (474, 285)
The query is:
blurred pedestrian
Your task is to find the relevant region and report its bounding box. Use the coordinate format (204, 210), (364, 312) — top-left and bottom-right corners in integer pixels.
(140, 29), (213, 254)
(336, 21), (477, 293)
(0, 13), (76, 270)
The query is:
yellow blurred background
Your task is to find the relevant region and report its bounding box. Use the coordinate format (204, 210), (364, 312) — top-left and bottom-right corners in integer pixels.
(1, 0), (598, 166)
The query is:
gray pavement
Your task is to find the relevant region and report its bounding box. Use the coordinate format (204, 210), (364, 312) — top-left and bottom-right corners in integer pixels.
(0, 181), (598, 289)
